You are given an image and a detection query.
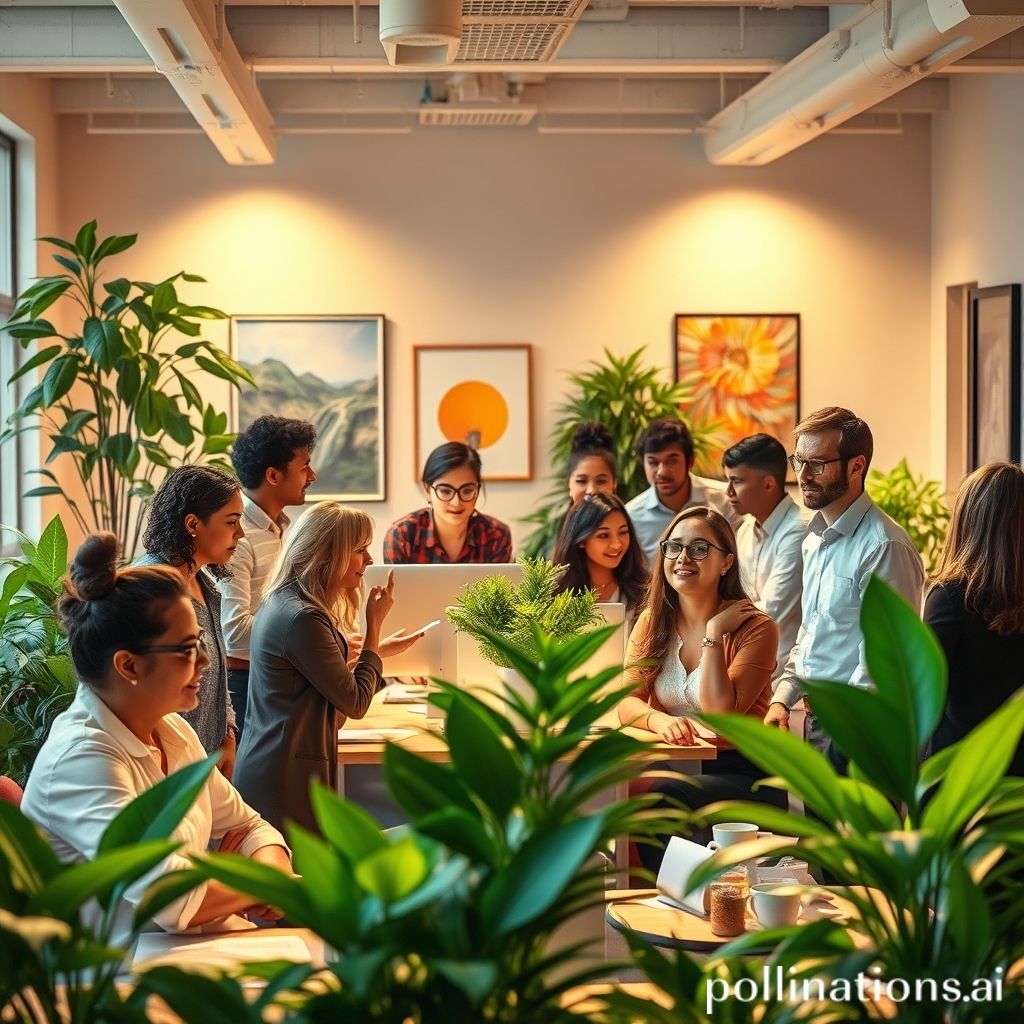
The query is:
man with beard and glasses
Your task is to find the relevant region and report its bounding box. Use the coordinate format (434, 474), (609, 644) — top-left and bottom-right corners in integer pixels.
(764, 407), (924, 773)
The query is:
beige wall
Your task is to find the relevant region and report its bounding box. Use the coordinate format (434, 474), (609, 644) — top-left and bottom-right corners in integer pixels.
(12, 108), (935, 554)
(931, 74), (1024, 491)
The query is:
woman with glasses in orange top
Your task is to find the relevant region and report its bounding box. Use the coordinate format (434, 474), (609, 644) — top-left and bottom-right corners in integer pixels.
(21, 533), (293, 949)
(383, 442), (513, 564)
(618, 506), (785, 871)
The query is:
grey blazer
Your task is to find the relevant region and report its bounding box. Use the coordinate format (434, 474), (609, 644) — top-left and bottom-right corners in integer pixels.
(233, 581), (384, 835)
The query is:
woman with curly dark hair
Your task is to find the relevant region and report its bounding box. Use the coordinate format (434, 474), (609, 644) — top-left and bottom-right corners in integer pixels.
(138, 465), (244, 772)
(552, 493), (648, 629)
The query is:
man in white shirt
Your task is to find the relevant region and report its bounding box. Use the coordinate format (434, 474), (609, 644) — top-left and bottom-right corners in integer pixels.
(625, 416), (740, 565)
(221, 416), (317, 736)
(722, 434), (809, 686)
(764, 407), (925, 770)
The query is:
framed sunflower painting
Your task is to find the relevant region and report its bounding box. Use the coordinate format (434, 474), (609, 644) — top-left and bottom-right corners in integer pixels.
(673, 314), (800, 479)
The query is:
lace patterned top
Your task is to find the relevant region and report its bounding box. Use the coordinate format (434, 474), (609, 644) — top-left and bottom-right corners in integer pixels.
(652, 633), (702, 715)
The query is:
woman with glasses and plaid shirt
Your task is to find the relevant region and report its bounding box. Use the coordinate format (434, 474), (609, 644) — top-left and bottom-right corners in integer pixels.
(21, 533), (293, 949)
(618, 506), (786, 872)
(383, 442), (512, 564)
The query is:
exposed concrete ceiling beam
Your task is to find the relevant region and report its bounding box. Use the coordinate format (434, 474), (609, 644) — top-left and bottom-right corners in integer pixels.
(0, 6), (152, 72)
(944, 25), (1024, 71)
(112, 0), (276, 163)
(228, 6), (828, 75)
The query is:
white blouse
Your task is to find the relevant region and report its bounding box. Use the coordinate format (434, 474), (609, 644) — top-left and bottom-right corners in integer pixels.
(22, 684), (287, 950)
(652, 633), (702, 715)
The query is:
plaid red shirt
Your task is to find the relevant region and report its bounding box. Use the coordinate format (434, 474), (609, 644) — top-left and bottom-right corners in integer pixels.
(383, 507), (513, 564)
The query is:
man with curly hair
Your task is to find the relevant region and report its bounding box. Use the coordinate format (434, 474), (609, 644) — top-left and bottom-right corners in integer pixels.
(222, 416), (317, 736)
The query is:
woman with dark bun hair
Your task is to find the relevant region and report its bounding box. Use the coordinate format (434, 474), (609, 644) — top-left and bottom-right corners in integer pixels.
(138, 465), (244, 770)
(566, 422), (617, 506)
(552, 493), (649, 627)
(21, 533), (292, 949)
(383, 442), (513, 564)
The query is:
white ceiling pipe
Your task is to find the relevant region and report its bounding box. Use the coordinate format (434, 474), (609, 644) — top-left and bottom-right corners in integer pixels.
(703, 0), (1024, 165)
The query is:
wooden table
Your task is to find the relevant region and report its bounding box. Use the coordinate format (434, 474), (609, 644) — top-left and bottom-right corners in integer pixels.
(338, 691), (717, 871)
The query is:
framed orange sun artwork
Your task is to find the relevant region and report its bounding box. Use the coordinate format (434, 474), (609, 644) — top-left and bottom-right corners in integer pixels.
(413, 344), (533, 482)
(673, 314), (800, 480)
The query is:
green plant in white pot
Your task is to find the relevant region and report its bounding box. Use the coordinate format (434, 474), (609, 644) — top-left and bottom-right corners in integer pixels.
(445, 557), (602, 669)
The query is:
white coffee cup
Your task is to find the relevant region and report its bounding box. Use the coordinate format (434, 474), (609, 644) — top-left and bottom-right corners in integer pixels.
(707, 823), (771, 851)
(748, 883), (803, 928)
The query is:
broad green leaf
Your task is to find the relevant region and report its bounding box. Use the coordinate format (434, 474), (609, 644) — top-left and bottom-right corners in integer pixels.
(697, 800), (832, 838)
(6, 319), (59, 342)
(131, 869), (206, 930)
(923, 692), (1024, 839)
(383, 743), (477, 819)
(699, 711), (845, 823)
(93, 233), (137, 262)
(445, 694), (521, 819)
(28, 841), (179, 919)
(103, 277), (132, 301)
(101, 432), (134, 471)
(7, 345), (62, 383)
(116, 357), (142, 403)
(481, 815), (603, 934)
(861, 575), (946, 748)
(285, 826), (359, 928)
(41, 355), (78, 406)
(194, 853), (311, 922)
(801, 678), (916, 805)
(430, 959), (498, 1004)
(162, 411), (195, 446)
(195, 354), (236, 383)
(33, 514), (68, 588)
(201, 434), (234, 455)
(38, 235), (77, 254)
(30, 279), (72, 320)
(0, 564), (31, 628)
(83, 317), (126, 371)
(308, 784), (387, 866)
(134, 966), (252, 1022)
(0, 801), (62, 892)
(173, 368), (203, 410)
(61, 409), (97, 436)
(413, 807), (499, 866)
(52, 254), (81, 275)
(353, 836), (429, 904)
(74, 220), (97, 260)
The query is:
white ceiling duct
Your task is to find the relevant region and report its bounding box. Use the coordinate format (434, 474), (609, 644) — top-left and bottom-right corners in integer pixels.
(379, 0), (462, 67)
(112, 0), (275, 164)
(704, 0), (1024, 165)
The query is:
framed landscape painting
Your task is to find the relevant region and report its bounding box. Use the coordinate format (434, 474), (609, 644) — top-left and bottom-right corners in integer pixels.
(413, 344), (533, 481)
(674, 314), (800, 479)
(230, 315), (386, 501)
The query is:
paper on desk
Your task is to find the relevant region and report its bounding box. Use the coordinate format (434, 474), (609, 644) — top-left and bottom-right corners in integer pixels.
(656, 836), (713, 917)
(339, 727), (417, 742)
(690, 720), (717, 741)
(133, 932), (311, 971)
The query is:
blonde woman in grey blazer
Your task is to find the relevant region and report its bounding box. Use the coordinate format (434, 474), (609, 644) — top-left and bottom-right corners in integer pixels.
(234, 503), (421, 835)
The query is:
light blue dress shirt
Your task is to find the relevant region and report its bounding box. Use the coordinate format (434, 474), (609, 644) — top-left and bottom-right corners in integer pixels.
(773, 491), (925, 708)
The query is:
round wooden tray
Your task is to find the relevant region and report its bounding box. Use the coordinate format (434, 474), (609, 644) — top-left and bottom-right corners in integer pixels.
(607, 896), (739, 951)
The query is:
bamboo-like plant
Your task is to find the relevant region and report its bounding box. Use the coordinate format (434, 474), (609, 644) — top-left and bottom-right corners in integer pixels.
(520, 348), (729, 557)
(1, 221), (253, 557)
(0, 515), (75, 785)
(866, 459), (950, 574)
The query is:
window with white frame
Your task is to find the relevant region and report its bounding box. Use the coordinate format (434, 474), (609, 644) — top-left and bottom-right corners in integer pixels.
(1, 129), (20, 540)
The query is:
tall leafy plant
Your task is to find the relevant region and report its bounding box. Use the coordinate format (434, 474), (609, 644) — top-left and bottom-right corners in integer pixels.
(866, 459), (949, 573)
(521, 348), (727, 557)
(682, 578), (1024, 1023)
(0, 515), (75, 785)
(1, 221), (254, 556)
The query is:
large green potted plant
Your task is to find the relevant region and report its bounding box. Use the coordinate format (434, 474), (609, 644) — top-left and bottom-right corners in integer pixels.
(521, 348), (727, 557)
(866, 459), (950, 573)
(673, 577), (1024, 1022)
(1, 221), (253, 557)
(0, 515), (76, 786)
(444, 556), (603, 669)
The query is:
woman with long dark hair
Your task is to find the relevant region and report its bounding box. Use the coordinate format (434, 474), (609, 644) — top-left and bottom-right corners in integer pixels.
(138, 465), (243, 770)
(552, 493), (648, 626)
(22, 533), (291, 948)
(926, 462), (1024, 774)
(383, 442), (512, 563)
(618, 506), (784, 870)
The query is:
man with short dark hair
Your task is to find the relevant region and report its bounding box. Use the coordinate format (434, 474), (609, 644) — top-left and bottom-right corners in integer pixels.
(764, 407), (925, 770)
(221, 415), (317, 735)
(723, 433), (809, 687)
(625, 417), (739, 564)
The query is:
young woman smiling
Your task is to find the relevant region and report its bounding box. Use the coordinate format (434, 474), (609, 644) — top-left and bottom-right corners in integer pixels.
(565, 422), (618, 507)
(383, 443), (512, 564)
(21, 533), (292, 949)
(552, 493), (648, 628)
(234, 502), (422, 835)
(138, 466), (244, 773)
(618, 506), (785, 871)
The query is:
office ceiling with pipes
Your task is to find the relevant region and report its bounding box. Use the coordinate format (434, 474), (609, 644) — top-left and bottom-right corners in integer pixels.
(1, 0), (1022, 165)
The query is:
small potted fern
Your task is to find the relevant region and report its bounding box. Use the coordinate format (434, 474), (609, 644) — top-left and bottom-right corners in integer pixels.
(445, 556), (603, 669)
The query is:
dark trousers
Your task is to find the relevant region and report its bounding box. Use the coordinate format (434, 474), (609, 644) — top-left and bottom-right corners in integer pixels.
(804, 711), (849, 776)
(228, 667), (250, 741)
(637, 748), (789, 874)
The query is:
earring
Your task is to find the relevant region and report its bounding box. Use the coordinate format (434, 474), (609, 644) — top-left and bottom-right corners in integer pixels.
(128, 678), (138, 686)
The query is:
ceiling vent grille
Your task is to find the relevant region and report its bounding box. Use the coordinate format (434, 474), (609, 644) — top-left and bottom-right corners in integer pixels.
(419, 104), (537, 125)
(456, 23), (568, 62)
(462, 0), (587, 18)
